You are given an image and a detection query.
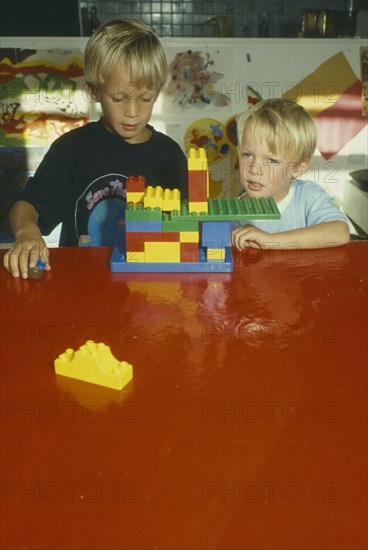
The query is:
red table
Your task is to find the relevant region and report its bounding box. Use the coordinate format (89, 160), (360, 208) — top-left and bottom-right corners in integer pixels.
(1, 243), (367, 550)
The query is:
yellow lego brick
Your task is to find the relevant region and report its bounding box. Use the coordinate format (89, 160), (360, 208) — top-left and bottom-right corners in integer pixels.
(54, 340), (133, 390)
(180, 231), (200, 243)
(162, 188), (181, 211)
(207, 248), (225, 261)
(188, 147), (208, 171)
(127, 251), (145, 263)
(189, 201), (208, 214)
(127, 191), (144, 203)
(143, 186), (163, 209)
(144, 241), (181, 262)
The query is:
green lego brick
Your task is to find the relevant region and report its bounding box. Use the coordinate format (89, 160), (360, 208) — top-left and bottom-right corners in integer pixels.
(125, 203), (162, 222)
(161, 212), (199, 232)
(170, 197), (280, 222)
(162, 220), (199, 232)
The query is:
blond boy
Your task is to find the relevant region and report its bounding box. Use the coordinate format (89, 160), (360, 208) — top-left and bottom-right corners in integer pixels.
(232, 98), (350, 250)
(5, 19), (187, 278)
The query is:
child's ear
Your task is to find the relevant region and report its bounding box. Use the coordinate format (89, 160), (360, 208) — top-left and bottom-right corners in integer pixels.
(292, 158), (310, 179)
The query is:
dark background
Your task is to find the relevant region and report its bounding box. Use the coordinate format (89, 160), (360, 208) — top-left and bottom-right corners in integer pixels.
(0, 0), (81, 36)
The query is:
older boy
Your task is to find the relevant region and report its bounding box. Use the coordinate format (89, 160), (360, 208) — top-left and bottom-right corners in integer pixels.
(232, 98), (350, 250)
(4, 19), (188, 278)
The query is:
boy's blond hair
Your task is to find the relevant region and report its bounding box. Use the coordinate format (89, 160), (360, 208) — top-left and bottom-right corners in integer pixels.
(237, 98), (317, 165)
(84, 19), (168, 92)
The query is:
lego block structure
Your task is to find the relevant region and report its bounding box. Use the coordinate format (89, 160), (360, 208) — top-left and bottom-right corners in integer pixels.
(110, 147), (280, 272)
(54, 340), (133, 390)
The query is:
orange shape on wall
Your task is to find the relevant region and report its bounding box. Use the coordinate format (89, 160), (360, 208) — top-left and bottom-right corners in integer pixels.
(283, 52), (367, 160)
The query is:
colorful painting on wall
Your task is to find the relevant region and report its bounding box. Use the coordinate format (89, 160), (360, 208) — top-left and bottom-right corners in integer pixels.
(0, 48), (90, 242)
(163, 48), (232, 110)
(0, 48), (89, 147)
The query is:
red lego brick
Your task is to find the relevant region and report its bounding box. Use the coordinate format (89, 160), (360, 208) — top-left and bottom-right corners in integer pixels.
(126, 175), (146, 192)
(180, 242), (199, 262)
(161, 232), (180, 242)
(126, 232), (163, 245)
(126, 241), (145, 253)
(188, 170), (208, 202)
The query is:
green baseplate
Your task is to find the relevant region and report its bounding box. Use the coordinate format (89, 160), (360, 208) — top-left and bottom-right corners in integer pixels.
(172, 196), (280, 221)
(126, 196), (280, 223)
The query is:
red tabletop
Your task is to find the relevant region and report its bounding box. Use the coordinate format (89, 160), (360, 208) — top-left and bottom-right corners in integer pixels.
(1, 243), (367, 550)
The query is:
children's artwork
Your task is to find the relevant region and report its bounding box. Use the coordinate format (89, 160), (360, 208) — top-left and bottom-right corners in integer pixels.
(224, 114), (238, 149)
(163, 48), (232, 110)
(283, 52), (367, 160)
(0, 48), (89, 146)
(184, 118), (230, 163)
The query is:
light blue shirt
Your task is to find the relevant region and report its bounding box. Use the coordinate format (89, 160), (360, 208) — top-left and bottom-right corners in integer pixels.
(231, 179), (349, 233)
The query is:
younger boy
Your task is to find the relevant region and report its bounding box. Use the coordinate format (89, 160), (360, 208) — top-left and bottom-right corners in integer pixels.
(4, 19), (188, 278)
(232, 98), (350, 250)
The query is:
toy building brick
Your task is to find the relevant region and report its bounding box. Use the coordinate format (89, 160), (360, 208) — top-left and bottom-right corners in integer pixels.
(188, 148), (209, 213)
(54, 340), (133, 390)
(110, 147), (280, 272)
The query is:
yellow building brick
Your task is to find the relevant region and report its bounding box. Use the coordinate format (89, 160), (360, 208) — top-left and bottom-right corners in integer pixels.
(127, 251), (145, 263)
(188, 147), (208, 171)
(127, 191), (145, 203)
(162, 188), (181, 211)
(180, 231), (200, 243)
(54, 340), (133, 390)
(189, 201), (208, 214)
(145, 242), (181, 262)
(207, 248), (225, 261)
(143, 186), (163, 209)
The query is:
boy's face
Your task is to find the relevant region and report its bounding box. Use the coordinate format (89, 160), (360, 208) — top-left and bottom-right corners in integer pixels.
(239, 130), (308, 204)
(91, 60), (158, 143)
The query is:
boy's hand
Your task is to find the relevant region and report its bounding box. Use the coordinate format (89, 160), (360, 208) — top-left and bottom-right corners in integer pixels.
(3, 238), (51, 279)
(232, 224), (275, 250)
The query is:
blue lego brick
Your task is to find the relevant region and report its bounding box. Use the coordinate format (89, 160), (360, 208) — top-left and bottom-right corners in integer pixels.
(125, 221), (162, 232)
(110, 242), (233, 272)
(201, 221), (231, 247)
(171, 197), (280, 222)
(36, 258), (47, 270)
